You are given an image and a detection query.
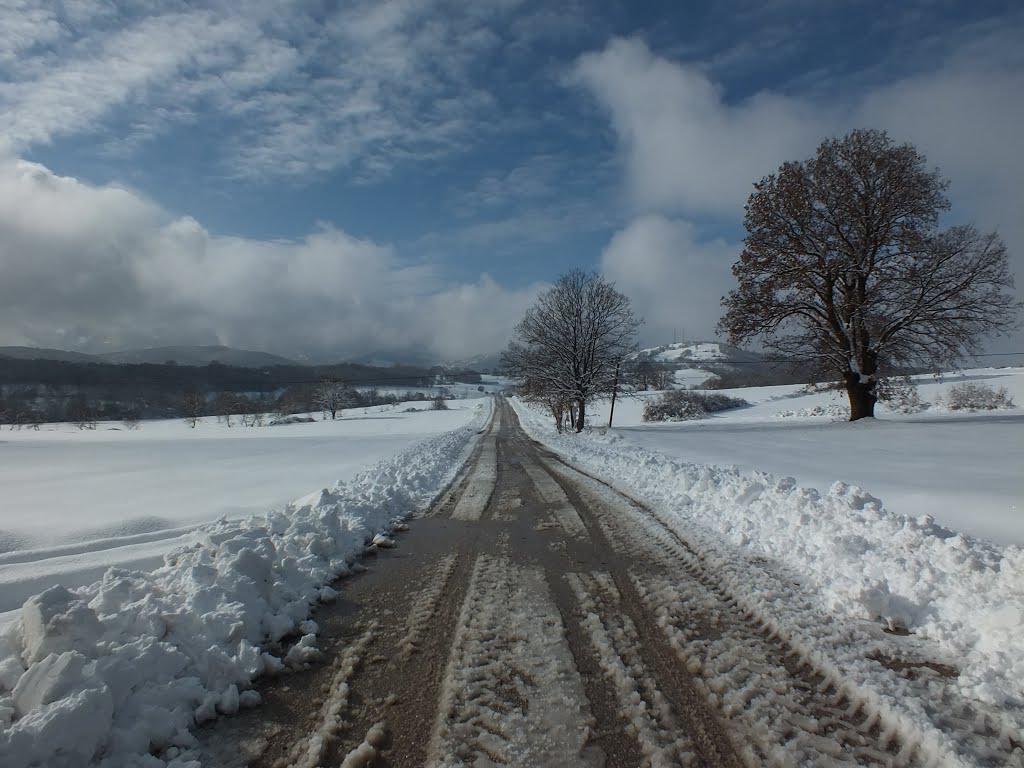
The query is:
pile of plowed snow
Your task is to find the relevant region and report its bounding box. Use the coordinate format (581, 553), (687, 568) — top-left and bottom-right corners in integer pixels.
(0, 404), (488, 767)
(512, 398), (1023, 710)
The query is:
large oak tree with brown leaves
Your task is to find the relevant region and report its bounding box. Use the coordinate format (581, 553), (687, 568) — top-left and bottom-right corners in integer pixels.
(719, 129), (1019, 420)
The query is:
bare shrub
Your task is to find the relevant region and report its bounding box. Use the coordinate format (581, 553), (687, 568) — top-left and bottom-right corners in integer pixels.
(642, 391), (749, 422)
(877, 377), (928, 414)
(945, 382), (1014, 411)
(643, 391), (705, 422)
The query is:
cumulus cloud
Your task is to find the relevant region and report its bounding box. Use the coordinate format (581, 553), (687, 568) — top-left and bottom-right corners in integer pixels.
(858, 52), (1024, 300)
(0, 160), (539, 361)
(577, 34), (1024, 351)
(600, 216), (737, 345)
(569, 37), (828, 217)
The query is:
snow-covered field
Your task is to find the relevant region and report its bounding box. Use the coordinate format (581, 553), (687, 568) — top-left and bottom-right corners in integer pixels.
(513, 371), (1024, 711)
(363, 375), (512, 401)
(0, 402), (480, 616)
(0, 400), (490, 767)
(598, 367), (1024, 545)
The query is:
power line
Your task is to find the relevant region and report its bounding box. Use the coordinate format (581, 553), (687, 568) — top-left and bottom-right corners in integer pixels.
(630, 351), (1024, 366)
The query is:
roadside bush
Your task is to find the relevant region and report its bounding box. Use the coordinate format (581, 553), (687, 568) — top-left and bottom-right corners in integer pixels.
(642, 390), (749, 422)
(944, 382), (1014, 411)
(877, 377), (928, 414)
(430, 395), (449, 410)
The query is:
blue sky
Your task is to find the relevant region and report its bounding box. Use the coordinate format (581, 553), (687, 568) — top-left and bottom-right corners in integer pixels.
(1, 0), (1022, 361)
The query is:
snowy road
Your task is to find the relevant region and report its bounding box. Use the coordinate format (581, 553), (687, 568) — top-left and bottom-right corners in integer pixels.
(198, 399), (1021, 767)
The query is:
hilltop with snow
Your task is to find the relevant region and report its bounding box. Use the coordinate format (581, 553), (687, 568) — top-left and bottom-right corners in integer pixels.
(629, 341), (773, 388)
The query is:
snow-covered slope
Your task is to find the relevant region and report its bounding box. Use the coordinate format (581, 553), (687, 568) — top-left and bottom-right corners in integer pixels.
(633, 340), (764, 365)
(0, 402), (490, 767)
(589, 367), (1024, 545)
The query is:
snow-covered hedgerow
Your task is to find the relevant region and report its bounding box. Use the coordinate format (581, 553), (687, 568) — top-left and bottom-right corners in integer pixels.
(512, 398), (1023, 709)
(0, 404), (488, 768)
(944, 381), (1015, 411)
(642, 390), (749, 422)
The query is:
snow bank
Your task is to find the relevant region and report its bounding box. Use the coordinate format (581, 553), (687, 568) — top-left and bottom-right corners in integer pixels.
(513, 399), (1023, 709)
(0, 403), (488, 768)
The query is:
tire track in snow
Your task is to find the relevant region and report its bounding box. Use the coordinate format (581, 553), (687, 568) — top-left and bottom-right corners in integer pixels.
(566, 570), (698, 767)
(275, 620), (379, 768)
(521, 462), (589, 539)
(398, 553), (459, 659)
(426, 397), (497, 519)
(449, 438), (497, 521)
(510, 429), (745, 767)
(427, 553), (602, 767)
(631, 570), (906, 767)
(546, 456), (915, 766)
(540, 452), (1020, 767)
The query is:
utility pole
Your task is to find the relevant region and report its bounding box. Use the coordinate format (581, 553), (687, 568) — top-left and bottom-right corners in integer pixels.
(608, 361), (620, 429)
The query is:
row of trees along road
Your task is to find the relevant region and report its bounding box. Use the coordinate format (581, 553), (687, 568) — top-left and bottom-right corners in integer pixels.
(504, 129), (1019, 425)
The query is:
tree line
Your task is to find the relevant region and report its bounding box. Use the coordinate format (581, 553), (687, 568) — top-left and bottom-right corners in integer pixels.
(0, 357), (482, 428)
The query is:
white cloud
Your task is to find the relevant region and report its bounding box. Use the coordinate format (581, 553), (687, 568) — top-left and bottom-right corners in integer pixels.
(0, 0), (521, 179)
(858, 59), (1024, 297)
(569, 37), (828, 217)
(600, 216), (737, 345)
(578, 34), (1024, 351)
(0, 160), (539, 360)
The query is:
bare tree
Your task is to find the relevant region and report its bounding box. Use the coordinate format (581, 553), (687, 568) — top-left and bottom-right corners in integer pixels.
(626, 360), (675, 392)
(502, 269), (641, 432)
(314, 379), (355, 420)
(69, 393), (98, 430)
(212, 392), (239, 427)
(182, 391), (205, 428)
(236, 394), (270, 427)
(629, 360), (656, 391)
(719, 129), (1020, 420)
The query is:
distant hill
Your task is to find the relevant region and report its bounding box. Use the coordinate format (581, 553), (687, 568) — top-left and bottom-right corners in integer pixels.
(99, 345), (296, 367)
(0, 345), (297, 368)
(445, 352), (503, 373)
(0, 346), (98, 363)
(632, 341), (766, 366)
(629, 341), (787, 388)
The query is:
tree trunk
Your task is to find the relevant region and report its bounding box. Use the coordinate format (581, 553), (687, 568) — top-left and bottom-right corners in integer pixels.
(551, 401), (564, 432)
(845, 376), (876, 421)
(574, 398), (586, 432)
